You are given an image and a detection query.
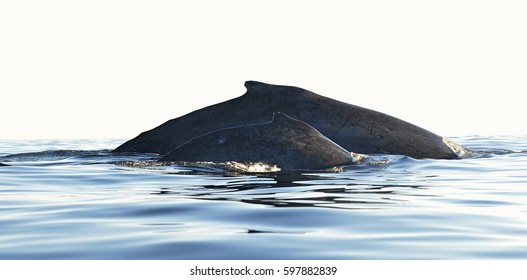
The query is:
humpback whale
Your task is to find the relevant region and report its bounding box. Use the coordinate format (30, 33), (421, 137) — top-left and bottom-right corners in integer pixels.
(0, 163), (8, 167)
(114, 81), (467, 159)
(159, 112), (362, 171)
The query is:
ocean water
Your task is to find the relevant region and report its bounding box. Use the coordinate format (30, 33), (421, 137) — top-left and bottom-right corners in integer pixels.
(1, 136), (526, 260)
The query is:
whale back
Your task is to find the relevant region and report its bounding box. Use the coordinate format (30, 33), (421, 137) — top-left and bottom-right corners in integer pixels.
(159, 112), (356, 170)
(114, 81), (466, 159)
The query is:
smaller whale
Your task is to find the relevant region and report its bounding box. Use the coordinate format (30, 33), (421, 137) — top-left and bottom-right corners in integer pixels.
(159, 113), (364, 171)
(0, 163), (8, 167)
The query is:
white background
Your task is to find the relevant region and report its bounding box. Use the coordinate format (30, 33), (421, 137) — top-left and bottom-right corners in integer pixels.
(1, 260), (527, 280)
(1, 0), (526, 139)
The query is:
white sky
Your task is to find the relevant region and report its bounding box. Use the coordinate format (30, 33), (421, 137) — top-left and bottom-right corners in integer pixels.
(1, 0), (526, 139)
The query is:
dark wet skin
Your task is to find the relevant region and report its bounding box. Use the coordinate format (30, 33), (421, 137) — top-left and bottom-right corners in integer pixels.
(159, 113), (357, 170)
(114, 81), (467, 159)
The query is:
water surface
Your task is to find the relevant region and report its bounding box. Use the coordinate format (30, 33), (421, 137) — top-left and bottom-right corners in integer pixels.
(1, 136), (527, 259)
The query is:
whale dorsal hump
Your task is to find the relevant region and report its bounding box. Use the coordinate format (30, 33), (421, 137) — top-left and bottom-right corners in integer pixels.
(244, 80), (314, 98)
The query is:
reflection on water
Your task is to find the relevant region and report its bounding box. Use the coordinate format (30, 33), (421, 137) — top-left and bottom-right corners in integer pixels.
(149, 171), (425, 209)
(1, 137), (527, 259)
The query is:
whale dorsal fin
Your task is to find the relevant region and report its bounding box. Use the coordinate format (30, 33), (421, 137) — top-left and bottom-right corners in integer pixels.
(244, 80), (314, 98)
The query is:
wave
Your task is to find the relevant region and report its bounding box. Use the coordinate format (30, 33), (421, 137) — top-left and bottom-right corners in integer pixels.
(0, 150), (158, 165)
(2, 146), (525, 174)
(1, 149), (111, 160)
